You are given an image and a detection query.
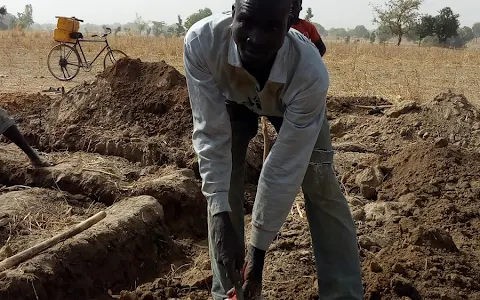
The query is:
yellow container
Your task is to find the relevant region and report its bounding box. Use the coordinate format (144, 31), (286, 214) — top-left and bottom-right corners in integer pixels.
(56, 17), (80, 33)
(54, 28), (77, 43)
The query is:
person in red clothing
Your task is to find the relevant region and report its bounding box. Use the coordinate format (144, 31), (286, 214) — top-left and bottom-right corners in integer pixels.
(290, 0), (326, 56)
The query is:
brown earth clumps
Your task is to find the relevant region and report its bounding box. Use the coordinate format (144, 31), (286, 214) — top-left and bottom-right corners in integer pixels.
(1, 58), (480, 300)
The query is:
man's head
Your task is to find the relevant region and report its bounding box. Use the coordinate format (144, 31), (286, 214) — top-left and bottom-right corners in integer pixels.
(290, 0), (302, 23)
(231, 0), (292, 67)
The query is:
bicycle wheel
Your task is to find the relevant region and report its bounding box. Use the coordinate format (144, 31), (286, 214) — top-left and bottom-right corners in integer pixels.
(47, 43), (81, 81)
(104, 49), (128, 70)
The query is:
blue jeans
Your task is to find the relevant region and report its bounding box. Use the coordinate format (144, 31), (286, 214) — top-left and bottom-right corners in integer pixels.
(208, 102), (363, 300)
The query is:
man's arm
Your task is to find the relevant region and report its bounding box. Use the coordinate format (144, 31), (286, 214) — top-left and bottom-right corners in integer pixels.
(183, 34), (232, 216)
(314, 37), (327, 57)
(250, 76), (328, 251)
(307, 23), (327, 57)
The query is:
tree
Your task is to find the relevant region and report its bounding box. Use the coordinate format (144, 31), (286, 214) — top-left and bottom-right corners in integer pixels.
(372, 0), (423, 46)
(134, 13), (147, 35)
(414, 14), (436, 45)
(312, 22), (327, 36)
(114, 26), (121, 36)
(351, 25), (370, 38)
(176, 15), (185, 37)
(184, 8), (212, 30)
(377, 25), (392, 43)
(369, 31), (376, 43)
(14, 4), (34, 29)
(433, 7), (459, 45)
(328, 28), (349, 37)
(152, 21), (167, 37)
(305, 7), (313, 21)
(473, 22), (480, 41)
(0, 6), (6, 15)
(452, 26), (474, 47)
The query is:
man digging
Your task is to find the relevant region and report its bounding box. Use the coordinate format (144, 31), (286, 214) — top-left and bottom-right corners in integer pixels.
(0, 107), (50, 167)
(183, 0), (363, 299)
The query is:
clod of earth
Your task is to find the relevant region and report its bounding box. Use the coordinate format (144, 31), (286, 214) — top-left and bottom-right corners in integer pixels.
(385, 100), (418, 118)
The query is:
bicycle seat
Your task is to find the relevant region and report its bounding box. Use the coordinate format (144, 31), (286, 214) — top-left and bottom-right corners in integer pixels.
(69, 32), (83, 39)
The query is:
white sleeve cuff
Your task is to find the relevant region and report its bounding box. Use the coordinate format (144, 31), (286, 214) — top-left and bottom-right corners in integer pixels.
(250, 224), (278, 251)
(208, 192), (232, 216)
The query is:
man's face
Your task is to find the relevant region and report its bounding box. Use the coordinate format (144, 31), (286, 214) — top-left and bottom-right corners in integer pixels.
(291, 0), (302, 21)
(232, 0), (292, 66)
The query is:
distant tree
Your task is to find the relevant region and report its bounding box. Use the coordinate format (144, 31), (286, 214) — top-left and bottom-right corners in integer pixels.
(134, 13), (147, 35)
(372, 0), (423, 46)
(305, 7), (313, 21)
(433, 7), (460, 45)
(311, 22), (327, 36)
(377, 25), (392, 43)
(369, 31), (376, 43)
(414, 14), (436, 45)
(351, 25), (369, 38)
(328, 28), (349, 37)
(451, 26), (474, 47)
(473, 22), (480, 42)
(14, 4), (34, 29)
(0, 5), (6, 30)
(176, 15), (185, 36)
(152, 21), (166, 37)
(114, 26), (121, 36)
(184, 8), (212, 30)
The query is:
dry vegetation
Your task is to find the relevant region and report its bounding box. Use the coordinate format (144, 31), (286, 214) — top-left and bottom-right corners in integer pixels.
(1, 30), (480, 104)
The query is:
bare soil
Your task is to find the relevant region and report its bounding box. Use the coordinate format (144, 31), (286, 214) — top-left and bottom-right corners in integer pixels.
(1, 58), (480, 300)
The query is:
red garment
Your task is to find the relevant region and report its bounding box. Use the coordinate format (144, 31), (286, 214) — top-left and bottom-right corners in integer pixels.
(291, 19), (321, 42)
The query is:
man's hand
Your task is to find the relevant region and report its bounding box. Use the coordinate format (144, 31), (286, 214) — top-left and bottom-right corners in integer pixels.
(211, 212), (244, 284)
(227, 245), (266, 299)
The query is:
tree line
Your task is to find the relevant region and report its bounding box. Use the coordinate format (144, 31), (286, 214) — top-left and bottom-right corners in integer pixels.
(2, 2), (480, 48)
(0, 4), (33, 30)
(372, 0), (478, 47)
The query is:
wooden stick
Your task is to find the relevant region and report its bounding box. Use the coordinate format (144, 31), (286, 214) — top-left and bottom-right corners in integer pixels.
(261, 117), (271, 162)
(0, 211), (106, 272)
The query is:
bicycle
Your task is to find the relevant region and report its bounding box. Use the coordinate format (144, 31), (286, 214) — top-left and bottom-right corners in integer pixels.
(47, 17), (128, 81)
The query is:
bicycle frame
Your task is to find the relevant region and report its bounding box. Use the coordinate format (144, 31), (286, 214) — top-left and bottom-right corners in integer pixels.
(72, 38), (112, 69)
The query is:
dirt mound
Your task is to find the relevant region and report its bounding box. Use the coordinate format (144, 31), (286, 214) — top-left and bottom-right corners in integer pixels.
(328, 92), (480, 299)
(380, 141), (480, 200)
(45, 58), (194, 167)
(355, 142), (480, 299)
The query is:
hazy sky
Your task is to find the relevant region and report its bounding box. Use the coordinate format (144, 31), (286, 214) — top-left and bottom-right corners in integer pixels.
(2, 0), (478, 29)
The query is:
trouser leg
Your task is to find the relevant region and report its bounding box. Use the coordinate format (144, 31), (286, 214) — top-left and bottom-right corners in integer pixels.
(268, 114), (363, 298)
(209, 102), (258, 300)
(302, 117), (363, 299)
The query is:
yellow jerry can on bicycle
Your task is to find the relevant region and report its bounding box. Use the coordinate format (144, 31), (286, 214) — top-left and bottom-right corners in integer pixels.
(53, 16), (81, 43)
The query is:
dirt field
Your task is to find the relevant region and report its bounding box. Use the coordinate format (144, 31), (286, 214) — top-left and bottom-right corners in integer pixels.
(1, 31), (480, 300)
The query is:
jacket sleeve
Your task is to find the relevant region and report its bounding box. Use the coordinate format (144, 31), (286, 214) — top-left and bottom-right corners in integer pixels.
(183, 33), (233, 216)
(250, 75), (328, 251)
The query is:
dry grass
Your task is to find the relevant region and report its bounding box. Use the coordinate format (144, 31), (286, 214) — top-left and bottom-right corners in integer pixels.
(1, 30), (480, 104)
(0, 187), (104, 255)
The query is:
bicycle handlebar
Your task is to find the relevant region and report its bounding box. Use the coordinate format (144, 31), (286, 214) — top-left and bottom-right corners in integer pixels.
(92, 28), (112, 38)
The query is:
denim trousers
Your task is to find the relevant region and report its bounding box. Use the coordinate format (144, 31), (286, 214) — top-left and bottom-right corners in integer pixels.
(208, 102), (363, 300)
